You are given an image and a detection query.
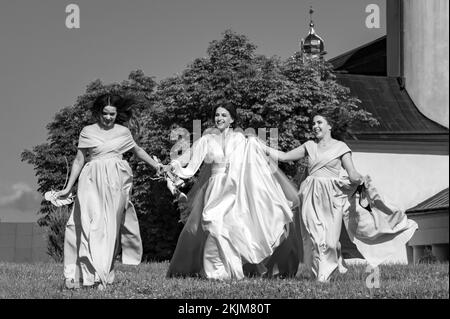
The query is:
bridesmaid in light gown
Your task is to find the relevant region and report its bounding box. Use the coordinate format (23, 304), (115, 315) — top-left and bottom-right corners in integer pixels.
(166, 102), (300, 280)
(55, 94), (163, 289)
(264, 112), (418, 282)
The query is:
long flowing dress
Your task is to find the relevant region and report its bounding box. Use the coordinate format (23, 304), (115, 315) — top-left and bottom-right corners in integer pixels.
(167, 130), (299, 280)
(298, 140), (418, 282)
(63, 124), (143, 286)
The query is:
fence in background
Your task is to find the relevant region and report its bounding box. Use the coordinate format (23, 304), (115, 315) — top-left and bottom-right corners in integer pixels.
(0, 222), (49, 262)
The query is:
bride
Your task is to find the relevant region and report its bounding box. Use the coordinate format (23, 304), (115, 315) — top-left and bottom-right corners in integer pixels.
(166, 102), (299, 280)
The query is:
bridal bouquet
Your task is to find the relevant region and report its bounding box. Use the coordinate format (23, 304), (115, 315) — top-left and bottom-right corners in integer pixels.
(44, 190), (75, 207)
(44, 156), (75, 207)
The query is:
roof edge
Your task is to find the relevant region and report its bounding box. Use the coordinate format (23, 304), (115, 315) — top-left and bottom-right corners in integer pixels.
(328, 35), (387, 66)
(406, 208), (449, 215)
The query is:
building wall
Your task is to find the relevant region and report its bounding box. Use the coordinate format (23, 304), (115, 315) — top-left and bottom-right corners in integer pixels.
(403, 0), (449, 128)
(407, 211), (449, 246)
(407, 211), (449, 263)
(348, 149), (449, 211)
(0, 222), (49, 262)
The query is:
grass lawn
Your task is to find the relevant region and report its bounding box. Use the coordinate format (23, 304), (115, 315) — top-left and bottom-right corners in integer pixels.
(0, 261), (448, 299)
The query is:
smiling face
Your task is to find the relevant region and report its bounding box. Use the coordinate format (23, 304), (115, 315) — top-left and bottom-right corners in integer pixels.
(99, 105), (117, 129)
(214, 106), (234, 132)
(312, 115), (332, 139)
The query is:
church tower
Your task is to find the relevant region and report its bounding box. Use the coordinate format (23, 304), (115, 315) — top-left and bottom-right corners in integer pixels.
(300, 7), (326, 59)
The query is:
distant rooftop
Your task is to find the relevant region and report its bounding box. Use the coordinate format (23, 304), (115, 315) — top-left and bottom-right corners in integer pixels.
(407, 188), (449, 214)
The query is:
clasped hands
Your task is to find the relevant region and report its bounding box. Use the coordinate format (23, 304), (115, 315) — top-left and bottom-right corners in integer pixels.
(360, 175), (371, 188)
(155, 163), (175, 177)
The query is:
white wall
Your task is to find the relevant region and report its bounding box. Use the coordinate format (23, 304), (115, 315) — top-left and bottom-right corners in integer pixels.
(403, 0), (449, 128)
(350, 151), (449, 210)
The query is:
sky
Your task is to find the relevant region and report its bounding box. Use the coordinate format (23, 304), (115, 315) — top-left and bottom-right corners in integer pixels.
(0, 0), (386, 222)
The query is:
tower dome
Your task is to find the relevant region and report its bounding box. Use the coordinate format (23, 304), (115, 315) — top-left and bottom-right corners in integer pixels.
(300, 7), (325, 57)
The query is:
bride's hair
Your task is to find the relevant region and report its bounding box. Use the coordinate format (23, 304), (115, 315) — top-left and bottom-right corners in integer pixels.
(91, 93), (135, 125)
(212, 102), (238, 125)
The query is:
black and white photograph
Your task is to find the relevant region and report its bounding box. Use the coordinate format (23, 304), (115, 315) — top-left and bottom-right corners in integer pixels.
(0, 0), (448, 307)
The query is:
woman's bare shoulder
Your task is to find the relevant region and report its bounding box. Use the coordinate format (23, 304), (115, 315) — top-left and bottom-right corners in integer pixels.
(114, 123), (129, 131)
(113, 124), (133, 137)
(302, 140), (316, 149)
(81, 124), (96, 133)
(337, 140), (351, 149)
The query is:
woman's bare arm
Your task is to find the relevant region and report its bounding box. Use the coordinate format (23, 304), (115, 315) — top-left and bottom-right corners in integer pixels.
(264, 144), (307, 162)
(56, 148), (87, 197)
(131, 145), (162, 171)
(341, 152), (364, 184)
